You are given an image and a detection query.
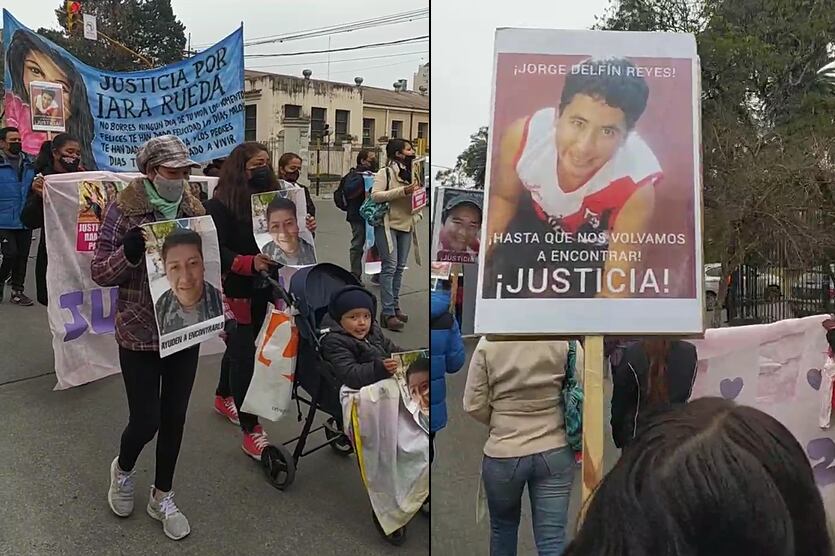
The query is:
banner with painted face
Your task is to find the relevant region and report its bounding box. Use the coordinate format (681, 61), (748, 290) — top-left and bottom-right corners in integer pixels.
(44, 172), (221, 389)
(3, 10), (244, 172)
(476, 28), (703, 335)
(688, 315), (835, 513)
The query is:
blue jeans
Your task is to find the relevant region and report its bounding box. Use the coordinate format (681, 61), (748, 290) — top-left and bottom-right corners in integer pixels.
(374, 226), (411, 316)
(482, 447), (575, 556)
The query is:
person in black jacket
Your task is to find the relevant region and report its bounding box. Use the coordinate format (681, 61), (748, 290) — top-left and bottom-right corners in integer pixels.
(320, 286), (403, 389)
(610, 339), (698, 449)
(205, 141), (316, 461)
(20, 133), (85, 306)
(343, 149), (378, 282)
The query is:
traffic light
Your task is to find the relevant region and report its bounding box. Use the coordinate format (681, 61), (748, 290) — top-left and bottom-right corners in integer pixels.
(67, 1), (81, 33)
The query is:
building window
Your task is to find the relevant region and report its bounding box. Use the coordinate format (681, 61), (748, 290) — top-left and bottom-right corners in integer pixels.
(335, 110), (350, 143)
(311, 107), (327, 143)
(391, 120), (403, 139)
(362, 118), (375, 147)
(284, 104), (301, 119)
(417, 122), (428, 140)
(245, 105), (257, 141)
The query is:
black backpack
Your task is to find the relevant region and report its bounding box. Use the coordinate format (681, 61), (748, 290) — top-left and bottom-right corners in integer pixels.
(333, 169), (357, 211)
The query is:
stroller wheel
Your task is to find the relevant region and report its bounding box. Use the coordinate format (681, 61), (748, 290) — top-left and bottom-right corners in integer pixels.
(261, 444), (296, 490)
(325, 418), (354, 456)
(372, 510), (407, 546)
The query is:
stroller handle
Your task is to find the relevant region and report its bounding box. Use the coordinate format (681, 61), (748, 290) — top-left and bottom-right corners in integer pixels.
(259, 269), (295, 309)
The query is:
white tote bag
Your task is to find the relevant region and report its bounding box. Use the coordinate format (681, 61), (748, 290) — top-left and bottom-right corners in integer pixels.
(241, 305), (299, 421)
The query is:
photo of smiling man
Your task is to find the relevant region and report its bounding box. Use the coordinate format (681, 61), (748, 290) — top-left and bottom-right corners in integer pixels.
(252, 188), (317, 268)
(154, 228), (223, 336)
(433, 188), (483, 264)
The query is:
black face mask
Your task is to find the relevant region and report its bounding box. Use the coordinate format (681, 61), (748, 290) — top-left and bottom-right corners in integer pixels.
(367, 160), (379, 172)
(398, 155), (416, 182)
(284, 170), (300, 183)
(248, 166), (271, 190)
(7, 143), (22, 156)
(60, 156), (81, 172)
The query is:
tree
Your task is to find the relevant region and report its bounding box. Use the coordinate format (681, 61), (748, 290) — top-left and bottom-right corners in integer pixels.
(598, 0), (835, 325)
(38, 0), (186, 71)
(440, 126), (488, 188)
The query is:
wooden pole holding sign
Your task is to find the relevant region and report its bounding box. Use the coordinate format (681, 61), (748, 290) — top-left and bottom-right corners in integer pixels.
(581, 335), (605, 513)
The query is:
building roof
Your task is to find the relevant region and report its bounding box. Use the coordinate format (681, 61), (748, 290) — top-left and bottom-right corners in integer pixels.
(244, 69), (428, 111)
(362, 86), (429, 111)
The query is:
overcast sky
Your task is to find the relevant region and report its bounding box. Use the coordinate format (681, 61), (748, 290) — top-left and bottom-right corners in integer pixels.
(431, 0), (609, 170)
(2, 1), (428, 88)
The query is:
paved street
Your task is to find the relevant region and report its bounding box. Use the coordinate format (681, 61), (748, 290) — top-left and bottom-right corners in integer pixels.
(0, 199), (429, 555)
(431, 338), (618, 555)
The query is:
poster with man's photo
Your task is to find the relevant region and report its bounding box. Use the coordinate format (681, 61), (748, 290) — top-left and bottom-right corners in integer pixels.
(29, 80), (65, 132)
(252, 188), (317, 267)
(76, 179), (124, 252)
(143, 216), (225, 357)
(476, 28), (704, 335)
(392, 349), (430, 433)
(432, 187), (483, 264)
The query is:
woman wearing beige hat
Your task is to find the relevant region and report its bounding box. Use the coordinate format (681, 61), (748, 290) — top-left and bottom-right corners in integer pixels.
(91, 135), (203, 541)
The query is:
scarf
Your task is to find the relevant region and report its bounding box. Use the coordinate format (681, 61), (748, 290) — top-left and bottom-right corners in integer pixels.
(143, 179), (180, 220)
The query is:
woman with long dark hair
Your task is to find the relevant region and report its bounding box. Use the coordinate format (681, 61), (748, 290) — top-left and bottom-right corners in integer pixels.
(19, 133), (85, 306)
(565, 398), (832, 556)
(5, 28), (96, 170)
(206, 142), (316, 460)
(610, 338), (698, 449)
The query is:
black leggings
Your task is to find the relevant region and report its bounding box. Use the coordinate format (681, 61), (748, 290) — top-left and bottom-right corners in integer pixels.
(117, 345), (200, 492)
(216, 350), (231, 397)
(228, 287), (271, 433)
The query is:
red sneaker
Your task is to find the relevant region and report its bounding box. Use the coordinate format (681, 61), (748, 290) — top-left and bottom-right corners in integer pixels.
(214, 395), (240, 426)
(241, 425), (270, 460)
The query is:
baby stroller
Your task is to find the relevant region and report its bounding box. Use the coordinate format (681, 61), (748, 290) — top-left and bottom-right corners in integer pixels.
(258, 263), (410, 545)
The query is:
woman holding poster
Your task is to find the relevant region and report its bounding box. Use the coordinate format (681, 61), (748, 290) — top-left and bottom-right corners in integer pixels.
(206, 142), (317, 462)
(20, 133), (85, 306)
(91, 135), (202, 541)
(371, 138), (422, 332)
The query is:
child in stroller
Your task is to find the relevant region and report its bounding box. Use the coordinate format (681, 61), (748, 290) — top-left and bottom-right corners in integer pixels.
(319, 286), (403, 389)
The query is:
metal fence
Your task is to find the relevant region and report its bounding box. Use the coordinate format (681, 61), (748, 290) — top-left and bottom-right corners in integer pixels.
(725, 260), (834, 325)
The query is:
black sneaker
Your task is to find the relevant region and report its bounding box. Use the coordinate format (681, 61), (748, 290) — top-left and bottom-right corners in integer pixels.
(10, 291), (34, 306)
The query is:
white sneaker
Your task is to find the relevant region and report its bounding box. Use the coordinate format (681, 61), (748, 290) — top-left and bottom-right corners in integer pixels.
(107, 457), (135, 517)
(146, 487), (191, 540)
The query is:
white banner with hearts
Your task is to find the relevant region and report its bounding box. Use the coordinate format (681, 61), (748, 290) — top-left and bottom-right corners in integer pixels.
(688, 315), (835, 509)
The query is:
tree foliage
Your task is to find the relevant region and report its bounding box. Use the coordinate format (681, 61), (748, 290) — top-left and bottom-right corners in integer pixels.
(39, 0), (186, 71)
(599, 0), (835, 322)
(438, 126), (488, 188)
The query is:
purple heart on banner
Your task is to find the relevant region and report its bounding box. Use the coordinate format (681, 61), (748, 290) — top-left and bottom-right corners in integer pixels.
(808, 368), (823, 391)
(719, 377), (744, 400)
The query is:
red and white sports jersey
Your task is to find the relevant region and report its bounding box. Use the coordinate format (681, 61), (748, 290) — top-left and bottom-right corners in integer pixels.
(514, 107), (662, 233)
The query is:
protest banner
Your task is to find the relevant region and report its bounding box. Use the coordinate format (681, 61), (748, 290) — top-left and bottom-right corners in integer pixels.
(688, 315), (835, 512)
(45, 172), (223, 389)
(411, 156), (428, 213)
(142, 216), (224, 357)
(29, 81), (66, 132)
(432, 187), (483, 264)
(362, 172), (382, 276)
(476, 28), (703, 336)
(3, 10), (244, 172)
(252, 188), (317, 267)
(392, 349), (430, 432)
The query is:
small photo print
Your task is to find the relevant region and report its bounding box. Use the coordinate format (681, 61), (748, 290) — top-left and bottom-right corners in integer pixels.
(251, 188), (317, 267)
(432, 187), (483, 264)
(76, 179), (125, 252)
(29, 81), (66, 132)
(142, 216), (224, 357)
(187, 180), (209, 203)
(392, 349), (430, 432)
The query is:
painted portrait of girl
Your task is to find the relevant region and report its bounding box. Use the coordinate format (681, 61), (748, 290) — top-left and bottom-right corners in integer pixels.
(5, 28), (97, 170)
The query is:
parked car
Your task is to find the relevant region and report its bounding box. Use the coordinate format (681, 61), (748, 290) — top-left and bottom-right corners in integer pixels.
(705, 263), (724, 311)
(790, 265), (835, 316)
